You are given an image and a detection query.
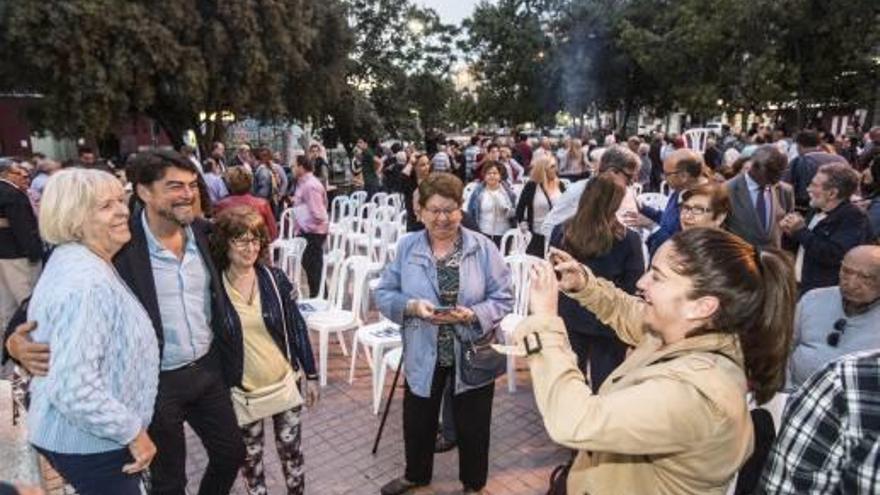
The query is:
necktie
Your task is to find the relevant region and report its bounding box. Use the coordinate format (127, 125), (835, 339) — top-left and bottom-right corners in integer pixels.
(755, 187), (768, 232)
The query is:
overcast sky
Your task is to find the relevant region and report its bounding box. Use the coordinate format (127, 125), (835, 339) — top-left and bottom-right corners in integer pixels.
(416, 0), (480, 26)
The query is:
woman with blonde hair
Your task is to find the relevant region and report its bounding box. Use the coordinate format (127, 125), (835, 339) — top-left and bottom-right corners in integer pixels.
(515, 155), (566, 257)
(26, 168), (159, 494)
(558, 138), (586, 175)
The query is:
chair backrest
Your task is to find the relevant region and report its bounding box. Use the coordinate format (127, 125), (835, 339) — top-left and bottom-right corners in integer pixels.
(330, 255), (371, 319)
(350, 190), (368, 208)
(504, 254), (541, 316)
(659, 180), (672, 196)
(683, 128), (712, 153)
(499, 228), (532, 256)
(281, 237), (307, 295)
(637, 192), (669, 212)
(278, 208), (296, 240)
(629, 183), (643, 196)
(371, 192), (389, 206)
(330, 195), (349, 223)
(387, 193), (404, 212)
(319, 249), (346, 303)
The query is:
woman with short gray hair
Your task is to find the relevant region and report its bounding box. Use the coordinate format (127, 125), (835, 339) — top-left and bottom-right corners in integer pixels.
(26, 168), (159, 495)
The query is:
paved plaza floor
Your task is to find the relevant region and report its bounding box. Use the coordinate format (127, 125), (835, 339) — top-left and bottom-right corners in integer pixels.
(183, 343), (568, 495)
(28, 338), (568, 495)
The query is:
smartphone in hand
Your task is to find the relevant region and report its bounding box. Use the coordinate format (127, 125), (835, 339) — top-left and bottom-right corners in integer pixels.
(433, 305), (455, 314)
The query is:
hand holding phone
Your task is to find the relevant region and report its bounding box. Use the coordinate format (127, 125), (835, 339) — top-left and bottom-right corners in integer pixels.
(432, 305), (455, 314)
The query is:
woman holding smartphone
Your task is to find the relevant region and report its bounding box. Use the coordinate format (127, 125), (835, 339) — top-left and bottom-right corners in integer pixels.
(375, 172), (513, 495)
(508, 228), (795, 494)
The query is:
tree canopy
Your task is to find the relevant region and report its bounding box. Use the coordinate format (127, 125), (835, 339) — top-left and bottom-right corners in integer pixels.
(0, 0), (352, 150)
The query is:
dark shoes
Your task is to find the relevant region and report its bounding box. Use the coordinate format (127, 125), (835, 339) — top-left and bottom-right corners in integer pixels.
(434, 435), (457, 453)
(380, 477), (428, 495)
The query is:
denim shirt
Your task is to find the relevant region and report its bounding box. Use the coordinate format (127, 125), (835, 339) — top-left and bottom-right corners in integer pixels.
(375, 227), (513, 397)
(141, 212), (213, 370)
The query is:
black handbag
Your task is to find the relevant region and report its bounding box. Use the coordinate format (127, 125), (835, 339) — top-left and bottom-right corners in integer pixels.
(454, 328), (506, 386)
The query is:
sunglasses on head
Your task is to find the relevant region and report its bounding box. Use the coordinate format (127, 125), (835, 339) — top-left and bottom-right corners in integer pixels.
(826, 318), (847, 347)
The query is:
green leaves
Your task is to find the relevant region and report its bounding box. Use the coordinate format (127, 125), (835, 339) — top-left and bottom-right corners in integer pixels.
(0, 0), (352, 147)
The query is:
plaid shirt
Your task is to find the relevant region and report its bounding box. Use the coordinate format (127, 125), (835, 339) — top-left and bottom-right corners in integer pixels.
(758, 350), (880, 494)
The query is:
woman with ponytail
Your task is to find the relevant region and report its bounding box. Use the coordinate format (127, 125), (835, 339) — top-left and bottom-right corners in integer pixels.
(506, 227), (795, 494)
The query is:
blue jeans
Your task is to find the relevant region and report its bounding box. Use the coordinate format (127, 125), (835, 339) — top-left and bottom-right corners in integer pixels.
(35, 447), (143, 495)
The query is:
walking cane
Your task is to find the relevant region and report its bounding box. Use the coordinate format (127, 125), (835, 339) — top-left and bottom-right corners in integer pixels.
(372, 356), (404, 455)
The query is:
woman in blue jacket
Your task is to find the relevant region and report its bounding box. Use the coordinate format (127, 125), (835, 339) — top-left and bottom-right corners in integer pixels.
(376, 172), (513, 495)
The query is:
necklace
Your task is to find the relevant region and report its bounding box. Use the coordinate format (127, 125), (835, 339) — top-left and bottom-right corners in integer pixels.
(225, 270), (257, 306)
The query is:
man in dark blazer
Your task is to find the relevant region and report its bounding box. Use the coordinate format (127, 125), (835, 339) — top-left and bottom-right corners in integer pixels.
(781, 162), (874, 295)
(5, 151), (245, 495)
(0, 160), (43, 332)
(725, 145), (795, 248)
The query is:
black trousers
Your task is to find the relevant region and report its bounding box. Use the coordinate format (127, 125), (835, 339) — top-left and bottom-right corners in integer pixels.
(148, 350), (245, 495)
(403, 366), (494, 490)
(299, 233), (327, 298)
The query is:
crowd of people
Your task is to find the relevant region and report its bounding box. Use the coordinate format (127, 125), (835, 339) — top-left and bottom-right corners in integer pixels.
(0, 121), (878, 495)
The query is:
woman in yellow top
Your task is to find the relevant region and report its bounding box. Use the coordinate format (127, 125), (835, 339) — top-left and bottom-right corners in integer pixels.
(510, 227), (795, 494)
(211, 206), (319, 495)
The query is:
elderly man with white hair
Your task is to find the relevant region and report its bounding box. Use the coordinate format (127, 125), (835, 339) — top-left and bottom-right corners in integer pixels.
(787, 245), (880, 390)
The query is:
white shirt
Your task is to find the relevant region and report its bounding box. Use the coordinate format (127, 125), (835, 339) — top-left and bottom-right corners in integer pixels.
(478, 188), (513, 236)
(795, 212), (827, 282)
(540, 178), (638, 237)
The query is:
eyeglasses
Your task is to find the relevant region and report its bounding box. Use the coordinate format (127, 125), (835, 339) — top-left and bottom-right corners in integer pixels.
(680, 204), (712, 216)
(422, 207), (460, 219)
(231, 236), (262, 249)
(826, 318), (847, 347)
(615, 169), (635, 185)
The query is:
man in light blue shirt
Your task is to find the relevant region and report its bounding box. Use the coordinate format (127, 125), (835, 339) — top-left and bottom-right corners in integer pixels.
(142, 212), (213, 370)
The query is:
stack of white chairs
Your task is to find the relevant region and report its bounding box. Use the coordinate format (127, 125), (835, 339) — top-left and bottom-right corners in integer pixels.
(306, 255), (372, 387)
(270, 208), (308, 296)
(499, 253), (542, 392)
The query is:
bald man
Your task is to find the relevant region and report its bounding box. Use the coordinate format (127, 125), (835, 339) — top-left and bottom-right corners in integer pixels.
(638, 148), (707, 255)
(787, 245), (880, 389)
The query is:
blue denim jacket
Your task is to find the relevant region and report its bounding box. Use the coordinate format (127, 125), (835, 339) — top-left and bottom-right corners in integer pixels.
(376, 228), (513, 397)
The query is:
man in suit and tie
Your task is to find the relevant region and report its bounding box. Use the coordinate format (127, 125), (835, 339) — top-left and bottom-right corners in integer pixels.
(780, 162), (873, 295)
(725, 145), (794, 248)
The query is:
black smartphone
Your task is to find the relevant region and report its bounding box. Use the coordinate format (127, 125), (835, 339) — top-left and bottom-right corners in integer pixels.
(433, 305), (455, 314)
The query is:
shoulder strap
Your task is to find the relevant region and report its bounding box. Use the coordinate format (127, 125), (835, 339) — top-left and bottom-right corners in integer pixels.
(262, 265), (292, 361)
(539, 183), (553, 209)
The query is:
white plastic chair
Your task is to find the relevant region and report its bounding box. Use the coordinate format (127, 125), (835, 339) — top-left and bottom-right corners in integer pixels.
(348, 318), (403, 413)
(271, 237), (307, 296)
(371, 192), (389, 206)
(306, 255), (371, 387)
(637, 192), (669, 212)
(499, 228), (532, 256)
(683, 128), (712, 153)
(659, 180), (672, 196)
(350, 190), (368, 208)
(499, 253), (542, 392)
(376, 346), (404, 408)
(297, 249), (345, 314)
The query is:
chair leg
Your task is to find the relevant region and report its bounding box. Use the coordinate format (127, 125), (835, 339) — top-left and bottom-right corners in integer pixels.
(348, 332), (359, 384)
(371, 344), (384, 415)
(336, 330), (349, 356)
(507, 354), (517, 393)
(319, 331), (329, 387)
